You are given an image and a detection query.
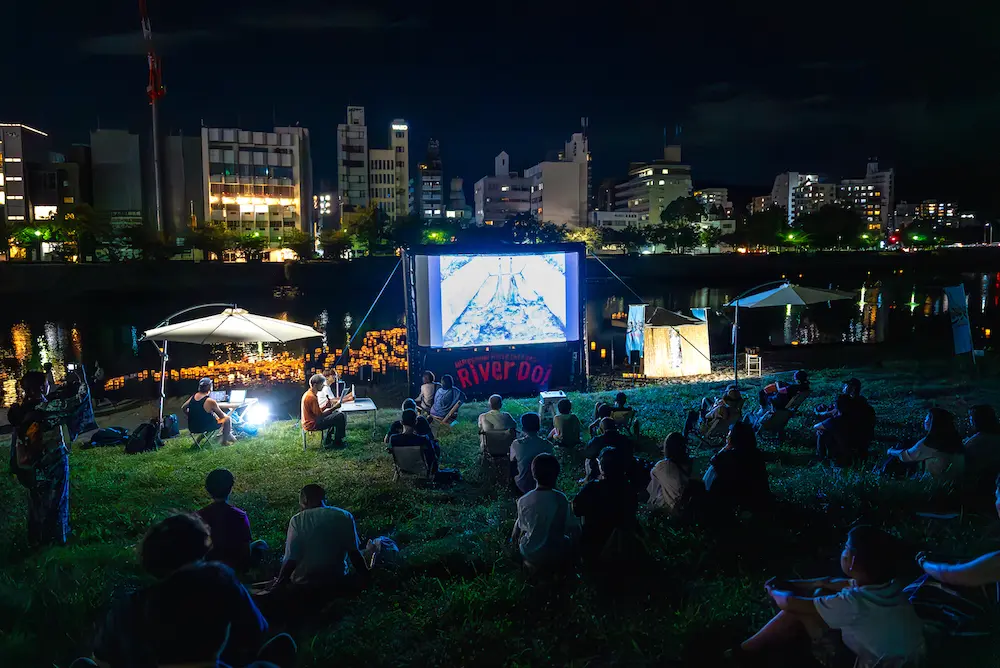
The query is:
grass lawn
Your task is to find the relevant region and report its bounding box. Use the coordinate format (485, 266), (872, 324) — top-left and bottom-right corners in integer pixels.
(2, 362), (999, 667)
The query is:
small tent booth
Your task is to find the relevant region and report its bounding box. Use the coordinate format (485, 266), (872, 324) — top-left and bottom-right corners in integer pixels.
(402, 243), (588, 398)
(625, 305), (711, 378)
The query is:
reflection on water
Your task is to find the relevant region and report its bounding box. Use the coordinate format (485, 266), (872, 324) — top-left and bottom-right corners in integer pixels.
(3, 271), (1000, 407)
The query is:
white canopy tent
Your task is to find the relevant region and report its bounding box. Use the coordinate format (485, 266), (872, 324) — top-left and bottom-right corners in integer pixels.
(728, 282), (855, 385)
(141, 304), (322, 423)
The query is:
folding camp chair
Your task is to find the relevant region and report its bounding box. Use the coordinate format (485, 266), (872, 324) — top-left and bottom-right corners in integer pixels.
(610, 408), (639, 436)
(391, 443), (435, 483)
(301, 426), (331, 451)
(753, 391), (811, 441)
(689, 408), (741, 448)
(480, 428), (517, 483)
(190, 428), (221, 449)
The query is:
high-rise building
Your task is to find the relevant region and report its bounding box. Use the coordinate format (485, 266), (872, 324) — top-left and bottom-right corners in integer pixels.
(389, 120), (409, 218)
(614, 146), (693, 225)
(596, 177), (619, 212)
(446, 177), (470, 220)
(838, 161), (894, 233)
(417, 139), (443, 220)
(522, 131), (589, 228)
(694, 188), (732, 216)
(337, 106), (369, 211)
(473, 151), (531, 225)
(916, 200), (958, 225)
(0, 123), (51, 228)
(749, 195), (771, 214)
(791, 179), (835, 219)
(201, 125), (313, 243)
(89, 129), (146, 229)
(770, 172), (821, 225)
(162, 134), (206, 236)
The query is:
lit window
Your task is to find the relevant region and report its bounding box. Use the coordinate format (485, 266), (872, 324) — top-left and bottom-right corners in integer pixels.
(7, 175), (22, 181)
(658, 180), (665, 185)
(501, 185), (510, 192)
(662, 169), (668, 174)
(8, 194), (22, 200)
(3, 157), (21, 162)
(9, 214), (24, 220)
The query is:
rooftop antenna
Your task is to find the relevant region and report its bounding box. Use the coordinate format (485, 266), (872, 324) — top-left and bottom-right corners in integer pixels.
(139, 0), (166, 235)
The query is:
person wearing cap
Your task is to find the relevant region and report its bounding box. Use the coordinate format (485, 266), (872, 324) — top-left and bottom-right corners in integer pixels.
(759, 370), (810, 411)
(685, 385), (744, 436)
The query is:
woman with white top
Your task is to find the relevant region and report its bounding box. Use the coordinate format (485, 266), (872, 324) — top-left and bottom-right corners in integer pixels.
(887, 407), (965, 481)
(647, 432), (693, 516)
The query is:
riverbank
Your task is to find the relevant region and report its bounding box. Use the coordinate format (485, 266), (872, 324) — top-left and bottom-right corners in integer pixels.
(1, 361), (998, 666)
(2, 247), (999, 297)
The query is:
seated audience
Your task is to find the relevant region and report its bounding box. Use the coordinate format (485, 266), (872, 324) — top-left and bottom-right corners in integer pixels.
(588, 403), (614, 438)
(964, 405), (1000, 492)
(685, 387), (743, 436)
(816, 378), (876, 443)
(704, 422), (770, 514)
(759, 370), (810, 411)
(430, 374), (465, 424)
(730, 525), (925, 668)
(415, 371), (439, 414)
(479, 394), (517, 433)
(301, 373), (350, 448)
(93, 514), (283, 668)
(182, 377), (236, 445)
(584, 417), (633, 481)
(647, 433), (694, 516)
(886, 408), (965, 481)
(917, 478), (1000, 587)
(572, 447), (639, 561)
(196, 468), (268, 573)
(389, 409), (440, 473)
(384, 398), (417, 444)
(511, 453), (580, 572)
(549, 398), (582, 447)
(510, 412), (553, 494)
(814, 394), (865, 467)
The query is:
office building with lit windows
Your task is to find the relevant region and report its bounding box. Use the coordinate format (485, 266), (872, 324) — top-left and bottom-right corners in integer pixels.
(791, 179), (836, 219)
(0, 123), (51, 229)
(916, 200), (957, 225)
(336, 107), (409, 220)
(694, 187), (732, 215)
(838, 161), (894, 233)
(523, 132), (589, 228)
(417, 139), (443, 219)
(614, 145), (693, 225)
(770, 172), (821, 225)
(201, 125), (314, 243)
(473, 151), (531, 225)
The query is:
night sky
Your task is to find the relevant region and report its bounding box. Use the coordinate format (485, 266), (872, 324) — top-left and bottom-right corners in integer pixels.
(6, 0), (999, 213)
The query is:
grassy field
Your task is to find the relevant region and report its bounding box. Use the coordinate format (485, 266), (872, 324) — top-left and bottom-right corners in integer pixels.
(1, 362), (999, 667)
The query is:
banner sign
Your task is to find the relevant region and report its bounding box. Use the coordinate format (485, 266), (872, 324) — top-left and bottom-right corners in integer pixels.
(943, 284), (974, 355)
(417, 347), (576, 399)
(625, 304), (647, 360)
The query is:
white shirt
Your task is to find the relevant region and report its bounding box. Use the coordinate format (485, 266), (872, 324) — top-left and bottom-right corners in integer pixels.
(510, 433), (553, 493)
(479, 409), (516, 433)
(897, 438), (964, 480)
(284, 506), (360, 585)
(813, 580), (926, 668)
(516, 488), (579, 566)
(647, 459), (690, 514)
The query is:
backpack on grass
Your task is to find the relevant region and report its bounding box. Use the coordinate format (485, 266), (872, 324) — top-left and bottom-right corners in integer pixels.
(85, 426), (130, 449)
(125, 420), (162, 454)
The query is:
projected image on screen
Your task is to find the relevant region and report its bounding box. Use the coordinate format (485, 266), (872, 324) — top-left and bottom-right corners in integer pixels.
(439, 253), (569, 347)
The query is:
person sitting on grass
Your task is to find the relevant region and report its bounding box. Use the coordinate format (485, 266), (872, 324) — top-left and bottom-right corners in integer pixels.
(588, 402), (614, 438)
(511, 453), (580, 573)
(301, 373), (351, 448)
(510, 412), (553, 495)
(814, 395), (862, 467)
(389, 409), (440, 474)
(93, 514), (285, 668)
(182, 377), (236, 445)
(257, 484), (371, 620)
(572, 446), (639, 563)
(704, 421), (770, 515)
(430, 374), (465, 425)
(886, 407), (965, 481)
(728, 525), (926, 668)
(759, 370), (810, 411)
(964, 405), (1000, 494)
(584, 417), (633, 481)
(549, 398), (582, 447)
(415, 371), (439, 415)
(197, 468), (268, 574)
(647, 432), (695, 516)
(384, 398), (418, 444)
(479, 393), (517, 433)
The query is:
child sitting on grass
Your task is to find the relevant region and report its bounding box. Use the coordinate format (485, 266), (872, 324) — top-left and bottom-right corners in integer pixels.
(728, 525), (926, 668)
(549, 398), (582, 447)
(511, 453), (580, 572)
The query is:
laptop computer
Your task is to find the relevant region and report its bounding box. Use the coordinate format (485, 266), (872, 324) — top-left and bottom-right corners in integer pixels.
(228, 389), (247, 404)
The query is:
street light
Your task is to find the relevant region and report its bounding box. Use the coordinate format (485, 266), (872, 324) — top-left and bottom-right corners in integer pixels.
(33, 229), (42, 237)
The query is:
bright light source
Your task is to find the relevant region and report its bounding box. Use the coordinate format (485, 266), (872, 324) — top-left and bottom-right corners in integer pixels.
(391, 124), (408, 131)
(244, 402), (270, 426)
(34, 229), (42, 237)
(787, 233), (796, 240)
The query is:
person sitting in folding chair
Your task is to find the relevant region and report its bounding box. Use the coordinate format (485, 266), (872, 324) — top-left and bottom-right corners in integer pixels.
(388, 409), (438, 481)
(759, 371), (811, 411)
(182, 378), (235, 446)
(429, 374), (465, 426)
(301, 374), (350, 449)
(685, 387), (744, 445)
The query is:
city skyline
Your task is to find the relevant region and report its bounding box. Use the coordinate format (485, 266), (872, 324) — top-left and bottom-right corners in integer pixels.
(5, 0), (999, 214)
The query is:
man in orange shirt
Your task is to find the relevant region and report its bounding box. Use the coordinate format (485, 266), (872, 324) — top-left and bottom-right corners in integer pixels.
(302, 374), (351, 448)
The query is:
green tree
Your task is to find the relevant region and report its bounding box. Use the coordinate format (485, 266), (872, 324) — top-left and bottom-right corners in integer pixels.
(55, 204), (112, 261)
(729, 208), (787, 249)
(188, 222), (234, 261)
(658, 196), (705, 251)
(699, 226), (723, 253)
(345, 205), (389, 254)
(319, 229), (352, 260)
(509, 213), (564, 244)
(562, 225), (603, 253)
(233, 232), (269, 261)
(604, 224), (646, 254)
(794, 205), (865, 248)
(388, 214), (426, 248)
(280, 228), (315, 260)
(113, 226), (178, 262)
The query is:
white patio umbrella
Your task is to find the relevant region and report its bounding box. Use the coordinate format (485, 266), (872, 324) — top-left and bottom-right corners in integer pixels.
(141, 304), (322, 422)
(727, 282), (855, 385)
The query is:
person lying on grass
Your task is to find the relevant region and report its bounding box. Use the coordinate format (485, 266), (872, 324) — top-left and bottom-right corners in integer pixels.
(91, 514), (277, 668)
(728, 525), (926, 668)
(197, 468), (268, 574)
(549, 398), (582, 447)
(511, 453), (580, 573)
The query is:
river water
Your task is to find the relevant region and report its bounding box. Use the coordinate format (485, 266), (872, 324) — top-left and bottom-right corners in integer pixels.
(1, 265), (997, 408)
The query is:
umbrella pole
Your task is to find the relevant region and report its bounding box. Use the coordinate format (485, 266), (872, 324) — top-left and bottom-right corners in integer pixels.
(733, 302), (739, 387)
(158, 340), (168, 425)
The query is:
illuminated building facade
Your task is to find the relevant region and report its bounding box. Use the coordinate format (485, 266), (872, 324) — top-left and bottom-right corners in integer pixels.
(0, 123), (50, 230)
(417, 139), (444, 219)
(614, 145), (693, 225)
(694, 187), (733, 216)
(524, 132), (590, 229)
(791, 180), (835, 219)
(336, 107), (409, 221)
(473, 151), (531, 225)
(838, 161), (894, 233)
(770, 172), (821, 225)
(201, 125), (314, 242)
(916, 200), (957, 225)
